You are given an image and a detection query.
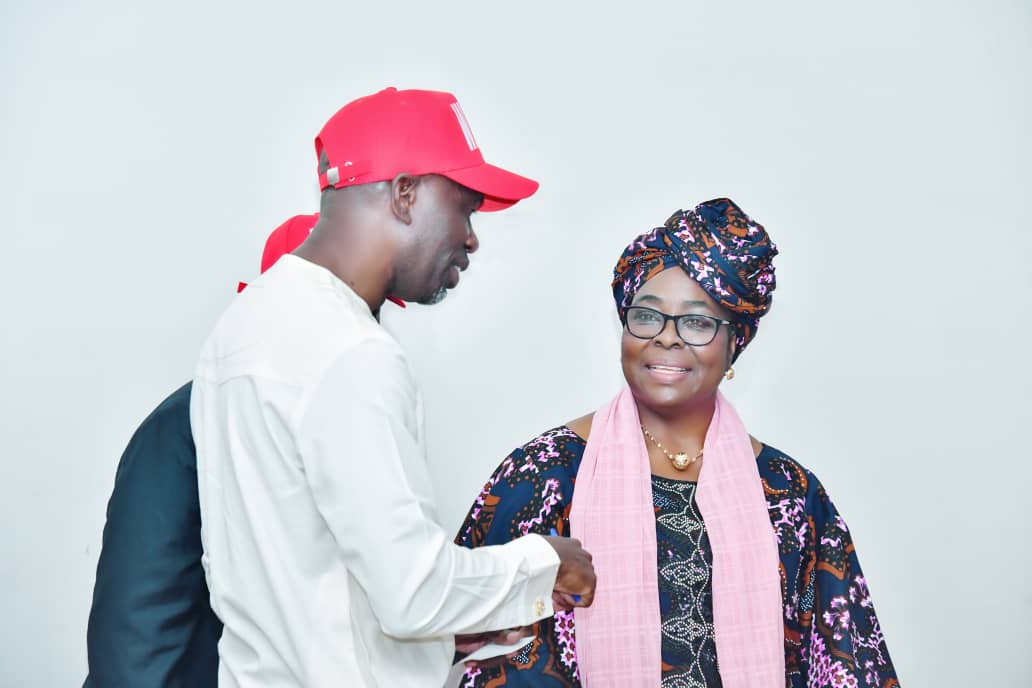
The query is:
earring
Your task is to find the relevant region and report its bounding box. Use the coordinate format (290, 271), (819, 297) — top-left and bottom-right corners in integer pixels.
(724, 367), (735, 381)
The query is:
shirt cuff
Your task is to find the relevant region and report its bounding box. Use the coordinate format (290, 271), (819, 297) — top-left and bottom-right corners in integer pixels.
(503, 533), (561, 623)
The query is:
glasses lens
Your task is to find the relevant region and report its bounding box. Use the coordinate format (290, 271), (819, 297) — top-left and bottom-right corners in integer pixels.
(626, 307), (664, 338)
(676, 315), (719, 345)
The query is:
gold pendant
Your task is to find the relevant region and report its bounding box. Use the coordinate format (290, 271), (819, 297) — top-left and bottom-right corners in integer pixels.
(672, 452), (692, 470)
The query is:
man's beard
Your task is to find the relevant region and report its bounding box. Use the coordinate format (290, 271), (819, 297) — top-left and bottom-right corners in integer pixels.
(420, 286), (448, 305)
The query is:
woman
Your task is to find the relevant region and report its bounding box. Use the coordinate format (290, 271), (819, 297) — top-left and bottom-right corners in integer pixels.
(454, 199), (898, 687)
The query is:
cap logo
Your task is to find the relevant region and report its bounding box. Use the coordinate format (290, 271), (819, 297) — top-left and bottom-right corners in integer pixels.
(450, 102), (479, 152)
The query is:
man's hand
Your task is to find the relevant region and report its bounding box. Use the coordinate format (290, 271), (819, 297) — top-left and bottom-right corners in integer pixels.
(542, 535), (595, 609)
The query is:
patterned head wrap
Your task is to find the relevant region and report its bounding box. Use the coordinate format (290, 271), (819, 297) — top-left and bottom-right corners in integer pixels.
(612, 197), (777, 361)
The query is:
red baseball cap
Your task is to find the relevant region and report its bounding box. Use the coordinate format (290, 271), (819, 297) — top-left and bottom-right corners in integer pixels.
(315, 87), (539, 211)
(241, 213), (405, 307)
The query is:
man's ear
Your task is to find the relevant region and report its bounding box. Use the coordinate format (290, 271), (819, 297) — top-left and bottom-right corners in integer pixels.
(389, 173), (420, 225)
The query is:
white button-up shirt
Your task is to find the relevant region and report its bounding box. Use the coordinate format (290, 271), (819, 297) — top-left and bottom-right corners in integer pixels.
(191, 255), (559, 687)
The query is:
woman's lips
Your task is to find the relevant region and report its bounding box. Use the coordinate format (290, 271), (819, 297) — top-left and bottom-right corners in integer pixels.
(645, 363), (691, 380)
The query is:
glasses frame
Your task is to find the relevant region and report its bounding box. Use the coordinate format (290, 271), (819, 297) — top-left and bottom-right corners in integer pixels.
(622, 305), (735, 347)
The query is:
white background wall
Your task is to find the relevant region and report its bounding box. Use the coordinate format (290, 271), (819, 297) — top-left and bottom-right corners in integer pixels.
(3, 1), (1029, 685)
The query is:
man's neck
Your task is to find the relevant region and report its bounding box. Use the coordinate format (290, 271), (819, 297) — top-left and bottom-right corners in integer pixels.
(294, 228), (392, 312)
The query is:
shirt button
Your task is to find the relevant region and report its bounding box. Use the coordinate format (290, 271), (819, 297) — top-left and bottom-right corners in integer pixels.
(534, 599), (546, 616)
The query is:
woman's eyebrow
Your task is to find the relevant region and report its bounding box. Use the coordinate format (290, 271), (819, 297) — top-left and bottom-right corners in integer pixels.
(633, 294), (712, 311)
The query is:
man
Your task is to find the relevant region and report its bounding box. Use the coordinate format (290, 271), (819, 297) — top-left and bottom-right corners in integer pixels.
(84, 214), (319, 688)
(191, 87), (596, 687)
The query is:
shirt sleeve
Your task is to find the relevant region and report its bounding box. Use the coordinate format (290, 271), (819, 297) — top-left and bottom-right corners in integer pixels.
(801, 476), (899, 687)
(295, 338), (560, 639)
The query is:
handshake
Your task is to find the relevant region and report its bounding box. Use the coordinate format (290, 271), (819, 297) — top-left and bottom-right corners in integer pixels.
(542, 534), (596, 610)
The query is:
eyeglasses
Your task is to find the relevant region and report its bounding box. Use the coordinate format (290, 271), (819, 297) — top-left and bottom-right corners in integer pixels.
(623, 306), (734, 346)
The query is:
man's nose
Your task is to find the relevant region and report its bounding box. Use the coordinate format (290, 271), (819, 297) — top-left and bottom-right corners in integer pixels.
(465, 224), (480, 254)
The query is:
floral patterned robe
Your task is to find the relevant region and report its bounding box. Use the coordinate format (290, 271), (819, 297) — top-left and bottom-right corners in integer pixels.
(454, 426), (899, 688)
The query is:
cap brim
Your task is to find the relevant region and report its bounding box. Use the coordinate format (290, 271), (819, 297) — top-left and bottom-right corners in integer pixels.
(441, 162), (539, 212)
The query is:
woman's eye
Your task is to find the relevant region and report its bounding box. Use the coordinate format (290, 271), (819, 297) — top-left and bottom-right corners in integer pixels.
(680, 316), (715, 331)
(632, 310), (661, 323)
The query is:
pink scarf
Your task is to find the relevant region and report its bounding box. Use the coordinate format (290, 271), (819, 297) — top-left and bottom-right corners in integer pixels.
(569, 388), (784, 686)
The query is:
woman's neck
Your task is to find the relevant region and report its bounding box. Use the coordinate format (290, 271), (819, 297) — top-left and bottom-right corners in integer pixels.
(637, 394), (716, 444)
(636, 394), (717, 480)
